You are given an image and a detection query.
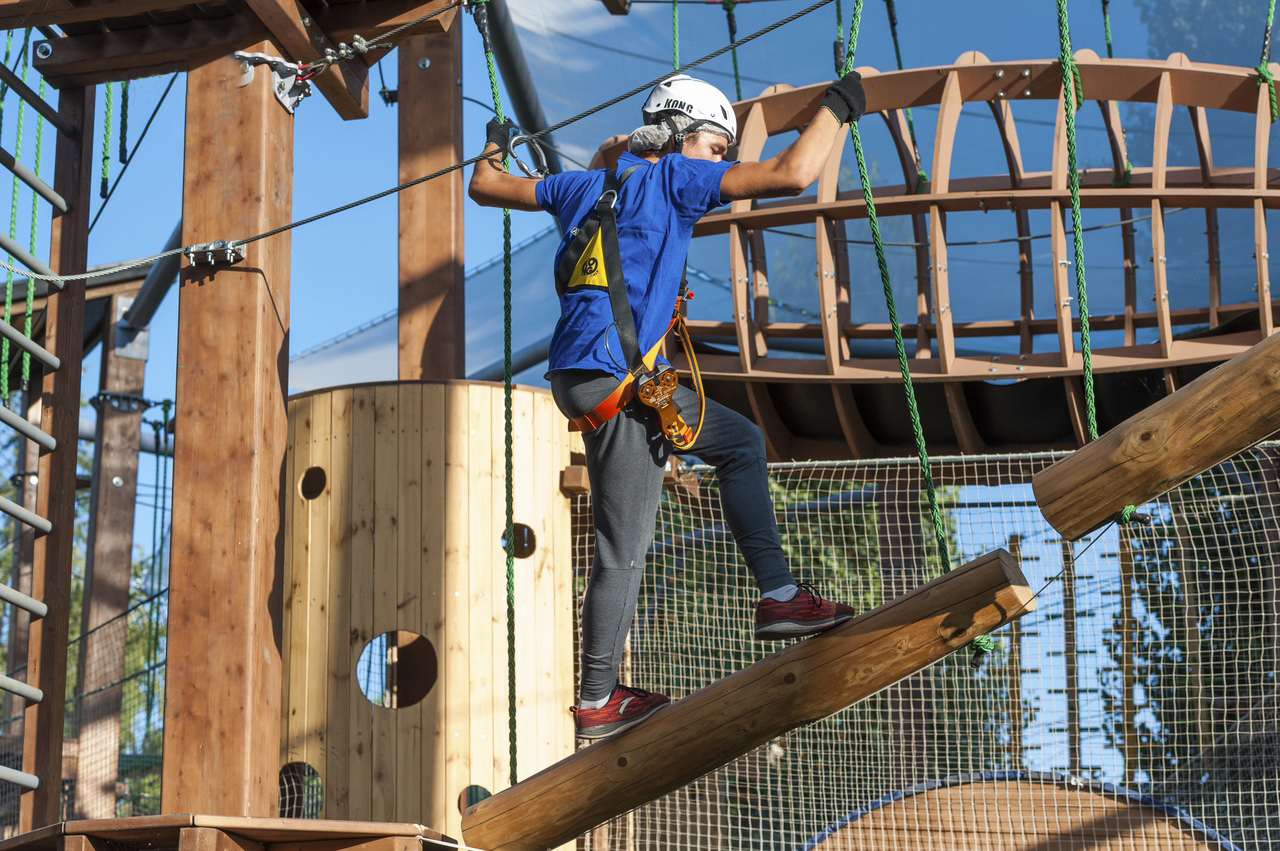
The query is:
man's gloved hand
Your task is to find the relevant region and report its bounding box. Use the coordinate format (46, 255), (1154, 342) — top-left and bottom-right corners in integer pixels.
(486, 117), (518, 152)
(821, 71), (866, 124)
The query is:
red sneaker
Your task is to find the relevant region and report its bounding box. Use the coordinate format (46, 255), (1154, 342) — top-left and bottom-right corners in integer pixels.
(754, 583), (856, 641)
(570, 684), (670, 739)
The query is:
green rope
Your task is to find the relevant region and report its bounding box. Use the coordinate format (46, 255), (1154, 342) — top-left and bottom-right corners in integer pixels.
(1101, 0), (1114, 59)
(883, 0), (928, 191)
(4, 32), (30, 404)
(843, 0), (992, 658)
(1258, 0), (1278, 122)
(1056, 0), (1098, 442)
(722, 1), (742, 101)
(472, 0), (519, 787)
(1, 29), (15, 405)
(24, 74), (45, 390)
(101, 81), (112, 199)
(672, 0), (680, 69)
(119, 79), (130, 163)
(833, 0), (844, 76)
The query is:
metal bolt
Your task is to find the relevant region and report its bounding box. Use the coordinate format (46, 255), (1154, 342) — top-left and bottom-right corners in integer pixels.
(35, 42), (52, 60)
(1023, 88), (1032, 96)
(418, 58), (432, 70)
(998, 90), (1006, 99)
(112, 476), (124, 488)
(996, 69), (1006, 78)
(1022, 68), (1031, 77)
(302, 16), (311, 25)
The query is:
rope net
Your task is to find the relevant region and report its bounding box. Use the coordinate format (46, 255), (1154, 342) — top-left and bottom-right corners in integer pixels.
(572, 444), (1280, 850)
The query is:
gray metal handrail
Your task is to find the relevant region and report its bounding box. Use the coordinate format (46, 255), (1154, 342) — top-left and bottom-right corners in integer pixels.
(0, 144), (68, 212)
(0, 62), (73, 138)
(0, 493), (51, 535)
(0, 319), (61, 371)
(0, 583), (47, 618)
(0, 673), (43, 703)
(0, 231), (60, 290)
(0, 404), (55, 452)
(0, 765), (39, 791)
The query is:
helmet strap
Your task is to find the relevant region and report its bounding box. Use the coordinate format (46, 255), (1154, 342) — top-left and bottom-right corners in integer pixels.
(662, 115), (686, 151)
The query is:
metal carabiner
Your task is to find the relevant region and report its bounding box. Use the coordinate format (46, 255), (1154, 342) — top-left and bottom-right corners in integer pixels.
(508, 132), (550, 178)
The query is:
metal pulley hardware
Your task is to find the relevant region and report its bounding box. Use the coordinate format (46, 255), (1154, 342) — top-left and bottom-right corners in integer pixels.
(233, 51), (312, 113)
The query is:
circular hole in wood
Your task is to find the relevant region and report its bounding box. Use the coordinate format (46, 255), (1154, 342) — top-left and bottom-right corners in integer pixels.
(459, 785), (491, 814)
(279, 762), (323, 818)
(501, 522), (536, 559)
(617, 757), (628, 767)
(355, 630), (437, 708)
(299, 466), (327, 500)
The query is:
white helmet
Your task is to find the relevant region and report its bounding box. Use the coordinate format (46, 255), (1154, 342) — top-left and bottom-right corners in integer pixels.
(642, 75), (737, 146)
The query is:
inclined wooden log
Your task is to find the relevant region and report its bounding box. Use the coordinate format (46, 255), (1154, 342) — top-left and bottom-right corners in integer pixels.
(461, 549), (1034, 851)
(1033, 331), (1280, 540)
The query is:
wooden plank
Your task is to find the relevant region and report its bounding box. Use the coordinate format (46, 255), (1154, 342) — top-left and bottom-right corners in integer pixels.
(441, 384), (472, 838)
(75, 295), (146, 818)
(21, 83), (93, 833)
(285, 394), (315, 771)
(316, 0), (460, 48)
(370, 385), (399, 817)
(419, 383), (447, 826)
(0, 0), (191, 29)
(180, 827), (263, 851)
(32, 16), (266, 88)
(304, 395), (333, 790)
(243, 0), (369, 120)
(161, 48), (289, 817)
(460, 549), (1035, 851)
(512, 389), (538, 780)
(347, 386), (377, 820)
(267, 837), (419, 851)
(397, 28), (464, 379)
(1033, 330), (1280, 538)
(467, 386), (497, 803)
(394, 383), (423, 819)
(325, 388), (355, 816)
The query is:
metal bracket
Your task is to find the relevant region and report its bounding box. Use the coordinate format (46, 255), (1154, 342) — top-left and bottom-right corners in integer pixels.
(113, 296), (149, 361)
(234, 51), (312, 114)
(184, 240), (245, 268)
(90, 392), (149, 414)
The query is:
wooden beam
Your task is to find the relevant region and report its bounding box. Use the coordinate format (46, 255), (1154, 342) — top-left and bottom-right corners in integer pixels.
(600, 0), (632, 13)
(74, 295), (146, 818)
(33, 15), (266, 88)
(460, 549), (1034, 851)
(20, 83), (93, 834)
(161, 44), (290, 816)
(243, 0), (369, 120)
(397, 27), (463, 379)
(0, 0), (187, 30)
(317, 0), (460, 51)
(1032, 330), (1280, 539)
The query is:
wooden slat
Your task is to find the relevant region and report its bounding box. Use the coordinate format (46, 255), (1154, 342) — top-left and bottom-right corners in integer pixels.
(0, 0), (198, 29)
(347, 386), (376, 820)
(460, 549), (1034, 851)
(243, 0), (369, 119)
(440, 383), (472, 838)
(468, 386), (497, 806)
(285, 394), (315, 771)
(325, 388), (355, 816)
(370, 385), (399, 817)
(397, 28), (464, 378)
(304, 396), (332, 789)
(316, 0), (459, 48)
(21, 81), (92, 835)
(1151, 70), (1175, 357)
(1033, 331), (1280, 539)
(1254, 77), (1275, 336)
(160, 48), (289, 817)
(419, 383), (447, 829)
(512, 389), (537, 780)
(394, 384), (423, 819)
(76, 296), (146, 818)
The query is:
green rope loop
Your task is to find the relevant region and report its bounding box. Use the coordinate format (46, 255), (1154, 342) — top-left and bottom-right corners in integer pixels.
(722, 1), (742, 101)
(1115, 504), (1138, 525)
(672, 0), (680, 70)
(101, 81), (113, 199)
(475, 4), (518, 785)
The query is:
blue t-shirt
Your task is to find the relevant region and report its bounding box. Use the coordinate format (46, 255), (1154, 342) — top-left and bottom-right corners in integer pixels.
(536, 151), (734, 380)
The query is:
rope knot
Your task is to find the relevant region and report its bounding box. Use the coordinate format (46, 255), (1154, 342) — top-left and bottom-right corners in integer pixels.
(1258, 62), (1278, 123)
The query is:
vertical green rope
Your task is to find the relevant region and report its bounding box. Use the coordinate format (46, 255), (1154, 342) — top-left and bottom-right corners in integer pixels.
(119, 79), (130, 163)
(1101, 0), (1115, 59)
(883, 0), (928, 191)
(23, 74), (45, 390)
(101, 81), (112, 198)
(833, 0), (844, 76)
(672, 0), (680, 69)
(722, 1), (742, 101)
(1056, 0), (1098, 442)
(1258, 0), (1278, 122)
(4, 31), (31, 404)
(473, 0), (518, 787)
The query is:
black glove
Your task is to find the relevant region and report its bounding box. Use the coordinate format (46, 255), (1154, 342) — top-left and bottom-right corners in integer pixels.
(486, 117), (517, 152)
(821, 71), (866, 124)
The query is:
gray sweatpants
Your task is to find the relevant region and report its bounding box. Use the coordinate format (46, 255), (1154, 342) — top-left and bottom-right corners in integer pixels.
(552, 370), (796, 702)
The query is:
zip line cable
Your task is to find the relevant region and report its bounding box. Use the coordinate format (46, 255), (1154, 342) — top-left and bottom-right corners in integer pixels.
(2, 0), (841, 287)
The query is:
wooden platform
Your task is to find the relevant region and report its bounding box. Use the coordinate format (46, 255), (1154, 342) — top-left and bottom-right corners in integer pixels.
(0, 815), (450, 851)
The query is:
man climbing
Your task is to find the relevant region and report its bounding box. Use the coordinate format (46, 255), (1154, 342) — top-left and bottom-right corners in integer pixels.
(469, 71), (867, 739)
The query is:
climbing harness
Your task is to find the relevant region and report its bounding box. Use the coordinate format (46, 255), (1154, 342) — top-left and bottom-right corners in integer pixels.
(555, 166), (705, 450)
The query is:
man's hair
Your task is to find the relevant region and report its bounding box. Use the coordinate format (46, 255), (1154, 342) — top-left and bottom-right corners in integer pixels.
(627, 112), (731, 156)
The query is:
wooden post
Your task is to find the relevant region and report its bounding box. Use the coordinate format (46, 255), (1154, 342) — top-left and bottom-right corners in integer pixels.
(397, 27), (464, 379)
(75, 294), (148, 817)
(1032, 331), (1280, 540)
(460, 549), (1035, 851)
(20, 83), (93, 833)
(161, 44), (291, 816)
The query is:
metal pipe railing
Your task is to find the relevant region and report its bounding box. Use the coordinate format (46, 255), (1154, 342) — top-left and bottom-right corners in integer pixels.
(0, 320), (62, 371)
(0, 403), (56, 452)
(0, 231), (61, 289)
(0, 765), (39, 791)
(0, 493), (51, 535)
(0, 62), (74, 138)
(0, 144), (68, 212)
(0, 583), (47, 618)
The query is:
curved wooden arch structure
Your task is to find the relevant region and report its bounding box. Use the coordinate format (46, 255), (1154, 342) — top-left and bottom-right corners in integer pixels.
(599, 50), (1280, 461)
